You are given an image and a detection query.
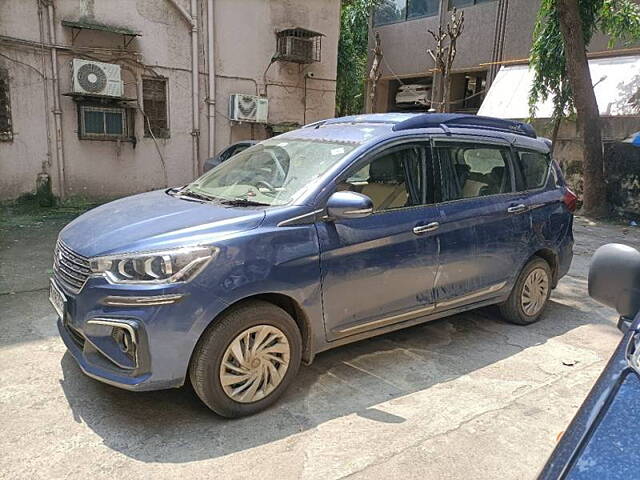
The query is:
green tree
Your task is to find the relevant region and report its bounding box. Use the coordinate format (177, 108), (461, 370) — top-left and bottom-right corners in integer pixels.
(336, 0), (381, 116)
(530, 0), (640, 217)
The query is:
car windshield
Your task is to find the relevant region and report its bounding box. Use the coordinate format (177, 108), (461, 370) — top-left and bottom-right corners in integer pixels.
(185, 138), (358, 206)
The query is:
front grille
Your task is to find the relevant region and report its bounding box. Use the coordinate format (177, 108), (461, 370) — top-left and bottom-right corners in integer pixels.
(53, 240), (91, 294)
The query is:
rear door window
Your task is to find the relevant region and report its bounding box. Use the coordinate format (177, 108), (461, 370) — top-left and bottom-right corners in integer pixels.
(514, 150), (551, 191)
(434, 143), (513, 201)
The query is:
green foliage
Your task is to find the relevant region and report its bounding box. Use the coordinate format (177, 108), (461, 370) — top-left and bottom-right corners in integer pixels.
(600, 0), (640, 47)
(529, 0), (640, 120)
(336, 0), (381, 116)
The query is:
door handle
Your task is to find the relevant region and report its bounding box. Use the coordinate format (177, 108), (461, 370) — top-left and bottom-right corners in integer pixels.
(413, 222), (440, 235)
(507, 204), (527, 214)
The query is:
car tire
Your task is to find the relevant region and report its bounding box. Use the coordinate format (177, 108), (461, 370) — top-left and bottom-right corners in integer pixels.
(189, 300), (302, 418)
(499, 257), (552, 325)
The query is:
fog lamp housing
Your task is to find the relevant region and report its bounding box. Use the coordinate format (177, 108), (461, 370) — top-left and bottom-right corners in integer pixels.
(87, 318), (140, 369)
(112, 327), (135, 357)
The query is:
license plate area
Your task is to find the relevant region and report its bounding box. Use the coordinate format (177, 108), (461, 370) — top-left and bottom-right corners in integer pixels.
(49, 278), (66, 320)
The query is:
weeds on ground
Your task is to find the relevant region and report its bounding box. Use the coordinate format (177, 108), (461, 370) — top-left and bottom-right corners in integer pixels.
(0, 194), (102, 230)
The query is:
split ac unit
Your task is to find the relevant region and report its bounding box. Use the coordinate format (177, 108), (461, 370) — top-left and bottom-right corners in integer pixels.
(229, 94), (268, 123)
(72, 59), (123, 97)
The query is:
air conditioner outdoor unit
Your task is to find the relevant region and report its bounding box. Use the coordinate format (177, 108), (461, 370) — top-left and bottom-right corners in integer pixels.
(229, 94), (269, 123)
(72, 59), (123, 97)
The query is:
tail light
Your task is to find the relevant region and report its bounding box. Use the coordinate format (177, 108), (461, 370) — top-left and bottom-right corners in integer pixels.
(563, 188), (577, 212)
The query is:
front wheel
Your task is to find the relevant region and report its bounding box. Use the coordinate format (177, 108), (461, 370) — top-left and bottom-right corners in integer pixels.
(499, 257), (552, 325)
(189, 300), (302, 417)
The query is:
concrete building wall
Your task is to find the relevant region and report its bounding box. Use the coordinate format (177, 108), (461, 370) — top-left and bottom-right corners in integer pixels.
(368, 0), (640, 112)
(0, 48), (52, 200)
(0, 0), (340, 201)
(451, 1), (500, 71)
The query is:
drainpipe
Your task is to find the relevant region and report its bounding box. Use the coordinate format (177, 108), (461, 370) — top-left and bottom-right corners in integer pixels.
(190, 0), (200, 176)
(167, 0), (200, 178)
(37, 1), (52, 173)
(46, 0), (66, 199)
(206, 0), (216, 158)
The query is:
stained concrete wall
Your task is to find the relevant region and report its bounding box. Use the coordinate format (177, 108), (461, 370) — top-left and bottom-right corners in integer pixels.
(532, 116), (640, 216)
(0, 0), (340, 201)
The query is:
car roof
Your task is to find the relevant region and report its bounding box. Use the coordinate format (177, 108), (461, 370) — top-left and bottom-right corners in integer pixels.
(279, 113), (550, 153)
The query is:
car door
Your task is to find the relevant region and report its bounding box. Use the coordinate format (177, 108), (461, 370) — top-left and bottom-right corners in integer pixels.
(317, 141), (442, 340)
(432, 139), (531, 308)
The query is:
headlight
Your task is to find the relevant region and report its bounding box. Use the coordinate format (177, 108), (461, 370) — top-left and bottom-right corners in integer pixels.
(90, 246), (217, 285)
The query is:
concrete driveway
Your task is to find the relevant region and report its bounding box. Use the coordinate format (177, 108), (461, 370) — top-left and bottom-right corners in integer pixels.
(2, 208), (640, 480)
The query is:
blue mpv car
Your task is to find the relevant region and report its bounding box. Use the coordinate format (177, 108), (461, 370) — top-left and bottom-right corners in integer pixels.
(51, 113), (575, 417)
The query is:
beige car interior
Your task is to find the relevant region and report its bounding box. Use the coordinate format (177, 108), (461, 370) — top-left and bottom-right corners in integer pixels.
(342, 152), (411, 210)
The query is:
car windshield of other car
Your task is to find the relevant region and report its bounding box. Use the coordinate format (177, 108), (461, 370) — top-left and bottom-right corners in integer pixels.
(186, 138), (358, 206)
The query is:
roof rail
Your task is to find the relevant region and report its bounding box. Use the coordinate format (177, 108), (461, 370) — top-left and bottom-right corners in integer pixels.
(392, 113), (537, 139)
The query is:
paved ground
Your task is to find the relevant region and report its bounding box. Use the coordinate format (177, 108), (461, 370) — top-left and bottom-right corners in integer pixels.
(2, 208), (640, 480)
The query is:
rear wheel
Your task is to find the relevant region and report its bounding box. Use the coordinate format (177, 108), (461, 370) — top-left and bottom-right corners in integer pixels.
(499, 257), (552, 325)
(189, 300), (302, 417)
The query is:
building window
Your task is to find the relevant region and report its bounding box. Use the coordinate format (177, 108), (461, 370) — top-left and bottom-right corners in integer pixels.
(0, 67), (13, 142)
(373, 0), (439, 26)
(408, 0), (440, 19)
(449, 0), (495, 8)
(78, 104), (131, 140)
(142, 77), (169, 138)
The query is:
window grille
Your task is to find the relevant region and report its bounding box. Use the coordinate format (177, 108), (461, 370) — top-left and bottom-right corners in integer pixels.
(142, 77), (169, 138)
(0, 68), (13, 142)
(275, 28), (323, 64)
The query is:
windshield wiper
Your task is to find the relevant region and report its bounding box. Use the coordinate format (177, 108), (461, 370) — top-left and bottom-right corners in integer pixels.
(177, 188), (220, 203)
(220, 198), (270, 207)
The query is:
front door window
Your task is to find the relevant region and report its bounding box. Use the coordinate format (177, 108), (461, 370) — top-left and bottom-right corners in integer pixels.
(339, 145), (425, 211)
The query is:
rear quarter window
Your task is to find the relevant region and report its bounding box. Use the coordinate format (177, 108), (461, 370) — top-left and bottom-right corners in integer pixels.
(514, 150), (551, 191)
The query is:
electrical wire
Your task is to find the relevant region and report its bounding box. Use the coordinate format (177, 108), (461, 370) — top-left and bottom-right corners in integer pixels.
(382, 55), (405, 87)
(133, 97), (169, 187)
(0, 52), (45, 77)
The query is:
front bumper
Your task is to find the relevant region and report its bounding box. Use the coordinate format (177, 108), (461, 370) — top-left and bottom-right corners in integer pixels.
(58, 317), (155, 391)
(54, 275), (229, 391)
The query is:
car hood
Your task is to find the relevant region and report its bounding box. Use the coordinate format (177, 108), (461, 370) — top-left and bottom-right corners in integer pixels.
(59, 190), (266, 257)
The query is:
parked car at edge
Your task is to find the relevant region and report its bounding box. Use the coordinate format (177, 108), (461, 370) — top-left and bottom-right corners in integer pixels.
(539, 243), (640, 480)
(203, 140), (257, 172)
(50, 113), (576, 417)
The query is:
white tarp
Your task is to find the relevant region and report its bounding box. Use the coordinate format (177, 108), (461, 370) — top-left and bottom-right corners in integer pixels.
(478, 55), (640, 119)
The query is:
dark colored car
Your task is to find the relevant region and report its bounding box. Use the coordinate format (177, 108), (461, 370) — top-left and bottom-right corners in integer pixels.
(203, 140), (257, 172)
(539, 243), (640, 479)
(51, 113), (575, 417)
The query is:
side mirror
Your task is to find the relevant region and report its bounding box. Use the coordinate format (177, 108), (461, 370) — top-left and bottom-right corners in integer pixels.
(326, 191), (373, 220)
(589, 243), (640, 331)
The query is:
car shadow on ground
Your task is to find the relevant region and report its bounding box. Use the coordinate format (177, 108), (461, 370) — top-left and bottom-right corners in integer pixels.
(58, 297), (603, 464)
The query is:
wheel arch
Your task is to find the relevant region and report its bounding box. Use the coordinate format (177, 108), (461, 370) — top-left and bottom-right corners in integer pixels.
(251, 293), (313, 364)
(532, 248), (559, 287)
(189, 293), (314, 371)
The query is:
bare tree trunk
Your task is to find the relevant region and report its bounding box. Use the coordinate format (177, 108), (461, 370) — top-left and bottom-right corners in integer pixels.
(550, 117), (561, 156)
(441, 78), (451, 113)
(556, 0), (608, 217)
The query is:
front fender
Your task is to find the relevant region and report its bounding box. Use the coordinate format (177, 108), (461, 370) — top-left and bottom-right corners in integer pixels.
(181, 224), (324, 371)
